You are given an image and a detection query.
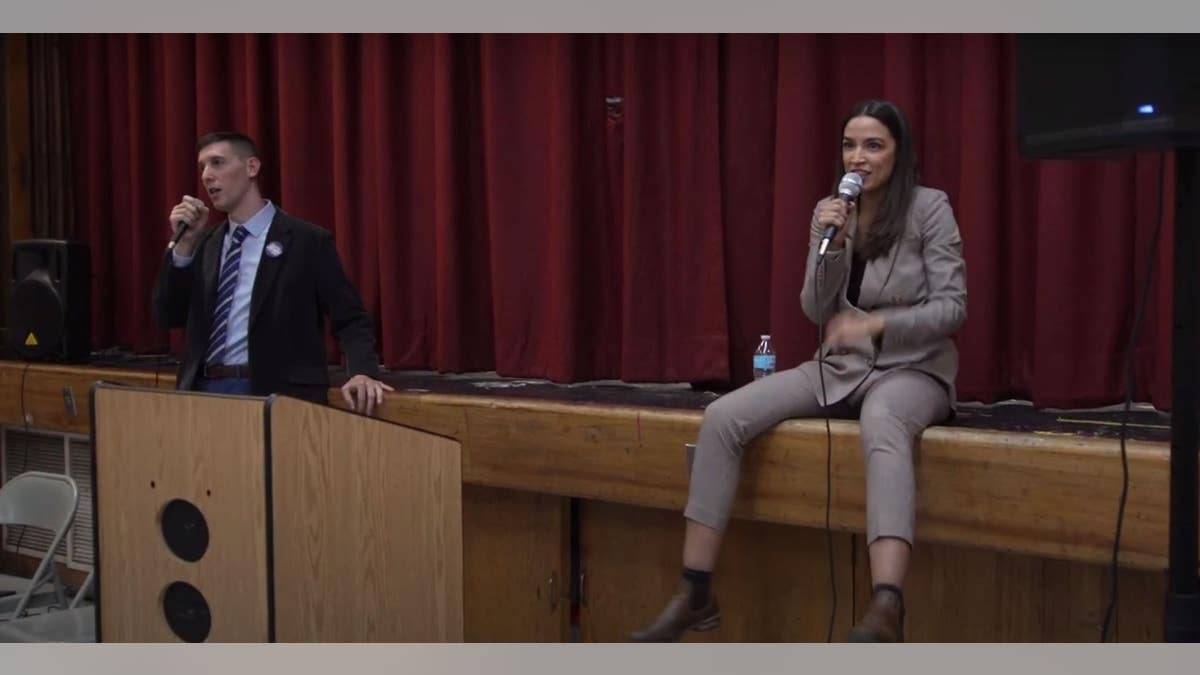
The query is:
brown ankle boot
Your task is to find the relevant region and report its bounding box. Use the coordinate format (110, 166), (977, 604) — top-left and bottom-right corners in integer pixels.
(629, 580), (720, 642)
(848, 584), (905, 642)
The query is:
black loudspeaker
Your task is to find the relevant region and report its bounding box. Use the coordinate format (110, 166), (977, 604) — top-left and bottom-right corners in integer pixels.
(1017, 34), (1200, 158)
(7, 239), (91, 362)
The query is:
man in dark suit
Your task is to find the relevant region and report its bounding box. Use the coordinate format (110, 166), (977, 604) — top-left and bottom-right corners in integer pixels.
(153, 131), (392, 413)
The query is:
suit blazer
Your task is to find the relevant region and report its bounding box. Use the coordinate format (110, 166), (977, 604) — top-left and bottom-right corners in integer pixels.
(797, 186), (967, 406)
(153, 208), (380, 404)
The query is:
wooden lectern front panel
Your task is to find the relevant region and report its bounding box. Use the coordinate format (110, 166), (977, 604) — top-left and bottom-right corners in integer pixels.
(92, 387), (272, 642)
(269, 397), (464, 641)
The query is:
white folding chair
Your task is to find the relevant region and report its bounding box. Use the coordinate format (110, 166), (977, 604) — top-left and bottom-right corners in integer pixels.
(0, 471), (79, 621)
(0, 605), (95, 642)
(0, 569), (95, 642)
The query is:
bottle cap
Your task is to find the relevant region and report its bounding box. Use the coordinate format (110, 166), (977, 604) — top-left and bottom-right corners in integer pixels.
(761, 334), (770, 340)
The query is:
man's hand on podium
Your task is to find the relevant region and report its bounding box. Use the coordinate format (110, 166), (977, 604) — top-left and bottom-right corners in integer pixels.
(341, 374), (395, 416)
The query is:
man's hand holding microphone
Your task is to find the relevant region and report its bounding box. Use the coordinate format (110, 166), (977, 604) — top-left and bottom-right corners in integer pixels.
(167, 195), (212, 257)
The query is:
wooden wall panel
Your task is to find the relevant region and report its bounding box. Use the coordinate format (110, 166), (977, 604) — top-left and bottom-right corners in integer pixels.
(462, 485), (570, 642)
(580, 500), (1165, 642)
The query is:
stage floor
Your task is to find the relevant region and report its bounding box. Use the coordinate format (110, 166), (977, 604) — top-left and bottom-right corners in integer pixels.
(79, 350), (1171, 443)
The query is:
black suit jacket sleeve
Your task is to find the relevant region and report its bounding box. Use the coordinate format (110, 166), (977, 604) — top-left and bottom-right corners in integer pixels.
(153, 251), (198, 330)
(314, 230), (380, 377)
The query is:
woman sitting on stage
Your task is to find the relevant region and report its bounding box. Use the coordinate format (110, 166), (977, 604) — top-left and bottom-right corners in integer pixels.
(630, 99), (968, 643)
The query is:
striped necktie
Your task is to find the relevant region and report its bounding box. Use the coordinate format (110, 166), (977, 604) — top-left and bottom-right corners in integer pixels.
(204, 225), (250, 366)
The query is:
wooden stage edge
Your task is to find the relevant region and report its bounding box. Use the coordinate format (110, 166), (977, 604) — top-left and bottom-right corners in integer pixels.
(0, 362), (1170, 573)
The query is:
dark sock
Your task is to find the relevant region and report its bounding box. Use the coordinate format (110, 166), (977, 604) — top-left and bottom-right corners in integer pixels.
(682, 567), (712, 610)
(873, 583), (904, 607)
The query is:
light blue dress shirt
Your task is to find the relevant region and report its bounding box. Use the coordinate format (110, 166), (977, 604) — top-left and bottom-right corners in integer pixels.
(172, 200), (276, 366)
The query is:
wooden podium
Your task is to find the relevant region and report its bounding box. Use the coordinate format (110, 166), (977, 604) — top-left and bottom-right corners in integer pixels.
(88, 384), (463, 642)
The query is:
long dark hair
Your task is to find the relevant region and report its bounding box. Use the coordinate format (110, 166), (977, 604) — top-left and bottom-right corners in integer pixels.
(832, 99), (918, 261)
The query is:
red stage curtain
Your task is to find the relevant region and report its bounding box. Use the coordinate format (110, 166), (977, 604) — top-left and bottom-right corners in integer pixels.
(66, 34), (1174, 409)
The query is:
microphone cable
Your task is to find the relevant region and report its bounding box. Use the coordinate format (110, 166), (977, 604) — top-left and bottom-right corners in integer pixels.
(1100, 151), (1166, 642)
(814, 247), (838, 643)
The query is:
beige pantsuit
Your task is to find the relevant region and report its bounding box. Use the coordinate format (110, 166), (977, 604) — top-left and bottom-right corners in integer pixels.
(684, 186), (967, 545)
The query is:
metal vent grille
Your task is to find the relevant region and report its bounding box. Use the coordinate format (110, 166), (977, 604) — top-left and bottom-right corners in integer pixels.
(68, 437), (94, 566)
(2, 430), (69, 559)
(2, 427), (92, 569)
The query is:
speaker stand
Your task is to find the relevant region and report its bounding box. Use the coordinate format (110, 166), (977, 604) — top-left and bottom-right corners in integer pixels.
(1166, 146), (1200, 642)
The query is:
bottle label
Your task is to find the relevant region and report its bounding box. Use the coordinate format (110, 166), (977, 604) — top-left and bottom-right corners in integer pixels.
(753, 354), (776, 371)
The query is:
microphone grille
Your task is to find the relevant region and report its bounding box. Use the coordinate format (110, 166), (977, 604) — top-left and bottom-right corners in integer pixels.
(838, 172), (863, 198)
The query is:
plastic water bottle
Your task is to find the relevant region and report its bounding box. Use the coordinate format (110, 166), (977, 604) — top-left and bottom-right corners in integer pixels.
(753, 334), (776, 380)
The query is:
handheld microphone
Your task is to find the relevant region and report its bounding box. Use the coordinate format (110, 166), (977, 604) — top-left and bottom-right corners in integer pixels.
(166, 220), (190, 251)
(817, 172), (864, 258)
